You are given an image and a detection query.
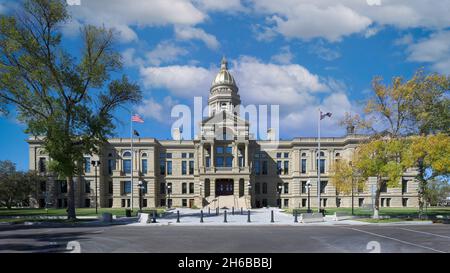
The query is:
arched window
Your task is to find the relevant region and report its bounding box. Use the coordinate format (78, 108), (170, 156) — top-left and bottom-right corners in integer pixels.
(301, 152), (306, 157)
(123, 151), (132, 157)
(316, 151), (325, 157)
(335, 152), (341, 157)
(141, 153), (147, 157)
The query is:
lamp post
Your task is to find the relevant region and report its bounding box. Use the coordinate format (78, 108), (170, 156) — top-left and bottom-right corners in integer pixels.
(138, 180), (144, 213)
(199, 181), (203, 208)
(306, 180), (312, 213)
(349, 161), (355, 216)
(277, 184), (283, 208)
(91, 160), (101, 214)
(167, 184), (172, 209)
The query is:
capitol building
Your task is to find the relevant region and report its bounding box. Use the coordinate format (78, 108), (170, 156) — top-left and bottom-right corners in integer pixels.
(28, 58), (419, 210)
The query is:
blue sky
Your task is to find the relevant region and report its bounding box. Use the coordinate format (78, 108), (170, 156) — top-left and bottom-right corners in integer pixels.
(1, 0), (449, 170)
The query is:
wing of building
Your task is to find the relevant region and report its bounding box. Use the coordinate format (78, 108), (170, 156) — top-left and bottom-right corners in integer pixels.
(27, 58), (419, 210)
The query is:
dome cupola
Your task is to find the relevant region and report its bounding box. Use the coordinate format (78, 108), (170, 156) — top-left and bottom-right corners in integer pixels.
(211, 57), (237, 90)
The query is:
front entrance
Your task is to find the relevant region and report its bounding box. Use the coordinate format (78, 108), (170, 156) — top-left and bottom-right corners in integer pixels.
(215, 179), (234, 196)
(189, 199), (194, 208)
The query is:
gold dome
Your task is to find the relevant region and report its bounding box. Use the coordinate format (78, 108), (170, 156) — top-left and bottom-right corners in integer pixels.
(211, 57), (237, 89)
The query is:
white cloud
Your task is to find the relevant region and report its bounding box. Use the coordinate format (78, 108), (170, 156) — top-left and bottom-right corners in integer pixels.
(271, 46), (294, 64)
(146, 41), (189, 66)
(174, 26), (220, 50)
(135, 96), (178, 123)
(251, 0), (450, 42)
(406, 31), (450, 73)
(194, 0), (245, 12)
(66, 0), (206, 42)
(394, 33), (414, 46)
(308, 41), (341, 61)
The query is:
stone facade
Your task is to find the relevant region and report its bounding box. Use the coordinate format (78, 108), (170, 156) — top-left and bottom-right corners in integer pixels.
(27, 58), (419, 209)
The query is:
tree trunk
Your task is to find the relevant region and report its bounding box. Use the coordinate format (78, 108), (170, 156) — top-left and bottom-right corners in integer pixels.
(417, 159), (426, 219)
(66, 176), (76, 219)
(373, 177), (382, 219)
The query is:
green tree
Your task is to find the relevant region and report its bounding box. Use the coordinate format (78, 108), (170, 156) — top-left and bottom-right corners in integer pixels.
(0, 0), (142, 219)
(329, 155), (365, 196)
(354, 139), (412, 218)
(424, 179), (450, 206)
(0, 160), (40, 209)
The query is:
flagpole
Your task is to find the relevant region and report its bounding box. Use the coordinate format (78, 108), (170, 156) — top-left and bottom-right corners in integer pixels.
(130, 113), (134, 211)
(317, 108), (321, 213)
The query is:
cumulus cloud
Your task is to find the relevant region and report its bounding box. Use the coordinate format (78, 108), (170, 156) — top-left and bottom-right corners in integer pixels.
(65, 0), (206, 42)
(174, 26), (220, 50)
(135, 96), (178, 123)
(406, 31), (450, 74)
(146, 41), (189, 66)
(194, 0), (245, 12)
(251, 0), (450, 42)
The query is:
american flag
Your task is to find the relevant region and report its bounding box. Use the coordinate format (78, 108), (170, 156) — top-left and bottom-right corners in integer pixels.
(131, 114), (144, 123)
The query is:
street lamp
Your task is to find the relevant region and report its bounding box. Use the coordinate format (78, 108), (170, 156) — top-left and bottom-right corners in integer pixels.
(349, 161), (355, 216)
(199, 182), (203, 207)
(91, 160), (101, 214)
(306, 180), (312, 213)
(278, 184), (283, 208)
(138, 180), (144, 212)
(167, 184), (172, 209)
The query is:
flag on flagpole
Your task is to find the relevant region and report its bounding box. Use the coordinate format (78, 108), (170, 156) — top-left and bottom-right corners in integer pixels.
(131, 114), (144, 123)
(133, 129), (140, 137)
(320, 111), (332, 120)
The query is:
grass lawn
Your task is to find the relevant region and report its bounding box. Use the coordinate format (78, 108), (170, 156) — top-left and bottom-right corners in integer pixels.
(283, 207), (450, 217)
(0, 207), (166, 218)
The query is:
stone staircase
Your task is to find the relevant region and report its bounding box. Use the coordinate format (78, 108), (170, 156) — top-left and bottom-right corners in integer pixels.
(203, 195), (249, 210)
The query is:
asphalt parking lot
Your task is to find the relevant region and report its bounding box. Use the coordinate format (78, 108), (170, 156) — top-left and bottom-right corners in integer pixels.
(0, 223), (449, 253)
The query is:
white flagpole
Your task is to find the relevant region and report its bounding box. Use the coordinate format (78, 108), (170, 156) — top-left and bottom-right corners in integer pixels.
(317, 108), (321, 213)
(130, 113), (134, 210)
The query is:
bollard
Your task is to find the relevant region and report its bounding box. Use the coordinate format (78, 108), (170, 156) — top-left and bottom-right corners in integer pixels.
(241, 207), (243, 215)
(200, 210), (204, 223)
(224, 210), (228, 223)
(271, 210), (274, 223)
(294, 212), (298, 223)
(247, 210), (251, 223)
(208, 207), (210, 215)
(177, 210), (180, 223)
(232, 207), (234, 215)
(216, 207), (219, 216)
(152, 210), (157, 223)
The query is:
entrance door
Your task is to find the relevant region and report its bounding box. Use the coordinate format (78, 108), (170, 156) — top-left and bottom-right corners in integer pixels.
(215, 179), (234, 196)
(189, 199), (194, 208)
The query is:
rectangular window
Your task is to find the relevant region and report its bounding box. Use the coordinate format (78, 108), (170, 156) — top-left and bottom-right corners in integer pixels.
(216, 156), (224, 167)
(166, 153), (172, 159)
(167, 183), (172, 194)
(127, 199), (131, 207)
(255, 183), (260, 194)
(123, 181), (131, 194)
(322, 198), (327, 207)
(302, 198), (307, 207)
(182, 199), (187, 207)
(182, 183), (187, 194)
(189, 183), (194, 194)
(358, 198), (364, 207)
(277, 161), (282, 175)
(380, 182), (387, 193)
(108, 159), (116, 174)
(262, 183), (267, 194)
(238, 157), (243, 167)
(84, 157), (91, 173)
(160, 183), (166, 194)
(320, 181), (327, 194)
(319, 159), (325, 174)
(301, 159), (307, 174)
(108, 181), (113, 194)
(283, 161), (289, 175)
(276, 152), (282, 158)
(226, 147), (232, 154)
(386, 198), (391, 207)
(216, 146), (224, 154)
(284, 152), (289, 158)
(123, 159), (131, 174)
(167, 161), (172, 175)
(301, 181), (307, 193)
(206, 157), (211, 168)
(142, 159), (147, 174)
(142, 199), (147, 207)
(160, 199), (166, 207)
(39, 158), (46, 173)
(159, 159), (165, 175)
(189, 161), (194, 175)
(225, 157), (232, 167)
(182, 161), (187, 175)
(283, 183), (289, 194)
(336, 198), (341, 208)
(381, 198), (385, 207)
(262, 161), (268, 175)
(108, 199), (113, 208)
(402, 179), (408, 194)
(121, 199), (126, 207)
(189, 153), (194, 158)
(284, 199), (289, 208)
(254, 160), (260, 175)
(85, 181), (91, 193)
(143, 181), (148, 194)
(402, 198), (408, 207)
(182, 153), (187, 158)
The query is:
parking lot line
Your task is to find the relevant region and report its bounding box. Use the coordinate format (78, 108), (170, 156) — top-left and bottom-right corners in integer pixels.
(397, 227), (450, 240)
(341, 227), (446, 253)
